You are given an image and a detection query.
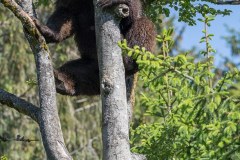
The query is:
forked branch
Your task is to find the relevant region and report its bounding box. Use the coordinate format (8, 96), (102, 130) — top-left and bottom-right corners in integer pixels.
(0, 0), (72, 159)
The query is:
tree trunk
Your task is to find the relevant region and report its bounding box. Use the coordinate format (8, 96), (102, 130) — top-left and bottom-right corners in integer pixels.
(94, 1), (132, 160)
(19, 1), (72, 159)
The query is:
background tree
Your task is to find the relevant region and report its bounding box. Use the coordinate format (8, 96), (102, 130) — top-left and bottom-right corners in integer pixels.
(126, 3), (240, 159)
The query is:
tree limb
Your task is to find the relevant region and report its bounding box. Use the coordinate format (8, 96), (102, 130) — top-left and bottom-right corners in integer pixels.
(1, 0), (45, 44)
(212, 0), (240, 5)
(94, 1), (132, 160)
(0, 89), (39, 122)
(1, 0), (72, 159)
(95, 2), (146, 160)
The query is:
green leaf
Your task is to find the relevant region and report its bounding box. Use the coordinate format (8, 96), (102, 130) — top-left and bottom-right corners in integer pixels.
(218, 141), (224, 148)
(178, 126), (188, 135)
(208, 102), (217, 113)
(228, 112), (240, 120)
(128, 51), (133, 57)
(224, 122), (237, 134)
(214, 95), (221, 105)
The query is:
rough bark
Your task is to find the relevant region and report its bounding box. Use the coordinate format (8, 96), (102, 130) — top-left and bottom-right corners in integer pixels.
(94, 2), (132, 160)
(0, 0), (72, 159)
(0, 89), (39, 122)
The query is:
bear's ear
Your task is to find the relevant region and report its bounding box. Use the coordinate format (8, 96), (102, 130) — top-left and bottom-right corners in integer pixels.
(54, 70), (76, 96)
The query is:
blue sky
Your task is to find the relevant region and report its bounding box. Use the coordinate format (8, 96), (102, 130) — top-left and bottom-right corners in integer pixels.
(171, 4), (240, 67)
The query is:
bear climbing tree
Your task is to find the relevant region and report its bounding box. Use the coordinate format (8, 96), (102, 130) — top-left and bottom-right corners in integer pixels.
(33, 0), (156, 96)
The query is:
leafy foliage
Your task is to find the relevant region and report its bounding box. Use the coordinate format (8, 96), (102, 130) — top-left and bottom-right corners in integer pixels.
(223, 26), (240, 56)
(119, 15), (240, 159)
(0, 155), (8, 160)
(143, 0), (231, 25)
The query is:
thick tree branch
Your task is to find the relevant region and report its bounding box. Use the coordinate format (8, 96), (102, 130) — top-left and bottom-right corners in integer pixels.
(94, 1), (133, 160)
(0, 89), (39, 122)
(95, 2), (146, 160)
(1, 0), (72, 159)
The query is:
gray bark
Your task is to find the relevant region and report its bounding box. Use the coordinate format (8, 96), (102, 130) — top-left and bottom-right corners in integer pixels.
(131, 153), (147, 160)
(0, 89), (39, 122)
(0, 0), (72, 159)
(94, 2), (132, 160)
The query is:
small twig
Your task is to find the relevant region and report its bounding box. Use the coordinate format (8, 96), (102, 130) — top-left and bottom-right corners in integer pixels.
(217, 73), (228, 92)
(76, 98), (88, 103)
(148, 69), (171, 83)
(214, 0), (240, 5)
(19, 86), (34, 97)
(0, 135), (39, 142)
(171, 67), (195, 81)
(74, 102), (98, 113)
(159, 91), (169, 109)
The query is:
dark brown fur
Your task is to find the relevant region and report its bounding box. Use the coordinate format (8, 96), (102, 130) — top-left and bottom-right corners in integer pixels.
(33, 0), (156, 96)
